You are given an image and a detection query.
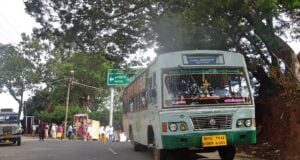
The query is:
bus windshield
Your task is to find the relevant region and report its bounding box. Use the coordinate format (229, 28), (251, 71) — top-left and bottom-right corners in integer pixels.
(0, 114), (18, 123)
(163, 68), (252, 107)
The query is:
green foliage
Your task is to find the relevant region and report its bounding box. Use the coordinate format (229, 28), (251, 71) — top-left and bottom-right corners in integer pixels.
(0, 44), (41, 117)
(35, 105), (87, 124)
(24, 0), (299, 64)
(25, 0), (155, 62)
(45, 51), (112, 109)
(26, 50), (113, 123)
(22, 0), (300, 121)
(26, 89), (51, 116)
(88, 109), (122, 127)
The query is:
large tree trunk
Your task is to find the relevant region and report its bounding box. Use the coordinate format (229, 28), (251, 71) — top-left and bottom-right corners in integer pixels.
(7, 83), (24, 120)
(244, 11), (300, 83)
(18, 90), (24, 120)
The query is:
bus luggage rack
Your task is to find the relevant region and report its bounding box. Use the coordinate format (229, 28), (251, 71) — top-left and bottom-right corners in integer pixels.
(190, 115), (232, 130)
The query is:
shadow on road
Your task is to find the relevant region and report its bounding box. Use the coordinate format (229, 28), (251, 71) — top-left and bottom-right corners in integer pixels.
(147, 149), (220, 160)
(0, 142), (18, 147)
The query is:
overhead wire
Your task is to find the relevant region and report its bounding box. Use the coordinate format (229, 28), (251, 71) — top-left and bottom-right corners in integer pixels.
(0, 24), (15, 43)
(0, 9), (22, 43)
(0, 10), (21, 36)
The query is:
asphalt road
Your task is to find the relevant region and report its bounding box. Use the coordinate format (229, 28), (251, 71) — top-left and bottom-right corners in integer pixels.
(0, 137), (261, 160)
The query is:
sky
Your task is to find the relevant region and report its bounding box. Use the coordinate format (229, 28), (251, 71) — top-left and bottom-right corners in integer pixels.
(0, 0), (37, 112)
(0, 1), (299, 112)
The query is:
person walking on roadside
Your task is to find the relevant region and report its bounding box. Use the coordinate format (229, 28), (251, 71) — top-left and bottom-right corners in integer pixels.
(51, 123), (57, 139)
(57, 124), (63, 140)
(48, 124), (52, 138)
(108, 126), (114, 142)
(38, 121), (46, 141)
(45, 124), (49, 139)
(67, 124), (73, 140)
(32, 124), (37, 137)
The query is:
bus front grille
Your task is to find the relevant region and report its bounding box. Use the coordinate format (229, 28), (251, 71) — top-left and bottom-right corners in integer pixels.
(190, 115), (232, 130)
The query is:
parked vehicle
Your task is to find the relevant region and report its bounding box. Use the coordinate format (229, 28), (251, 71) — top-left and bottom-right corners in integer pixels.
(0, 108), (22, 145)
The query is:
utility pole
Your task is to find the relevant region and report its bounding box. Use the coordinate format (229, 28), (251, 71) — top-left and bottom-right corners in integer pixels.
(64, 80), (71, 139)
(64, 70), (74, 139)
(109, 87), (114, 126)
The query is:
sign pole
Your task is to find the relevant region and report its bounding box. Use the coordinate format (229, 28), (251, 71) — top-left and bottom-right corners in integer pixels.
(109, 87), (114, 126)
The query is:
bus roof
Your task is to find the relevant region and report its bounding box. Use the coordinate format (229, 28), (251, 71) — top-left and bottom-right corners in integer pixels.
(0, 112), (17, 115)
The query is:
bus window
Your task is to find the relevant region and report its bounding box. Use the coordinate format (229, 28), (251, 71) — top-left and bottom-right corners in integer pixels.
(146, 77), (152, 104)
(130, 100), (133, 112)
(163, 68), (252, 107)
(140, 92), (147, 109)
(151, 73), (157, 104)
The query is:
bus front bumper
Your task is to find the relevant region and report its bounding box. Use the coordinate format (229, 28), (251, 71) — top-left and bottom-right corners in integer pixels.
(161, 130), (256, 149)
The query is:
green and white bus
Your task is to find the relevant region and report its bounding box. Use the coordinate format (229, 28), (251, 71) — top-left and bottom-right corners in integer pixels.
(122, 50), (256, 160)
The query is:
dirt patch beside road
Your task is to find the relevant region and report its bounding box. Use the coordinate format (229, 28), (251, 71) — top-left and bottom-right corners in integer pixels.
(239, 94), (300, 159)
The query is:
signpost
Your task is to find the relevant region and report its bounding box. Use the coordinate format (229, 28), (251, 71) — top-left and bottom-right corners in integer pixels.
(107, 69), (133, 126)
(107, 69), (132, 86)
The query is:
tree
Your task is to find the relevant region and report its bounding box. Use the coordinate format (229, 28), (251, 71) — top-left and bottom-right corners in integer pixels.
(35, 105), (87, 124)
(24, 1), (300, 86)
(26, 50), (113, 121)
(0, 44), (40, 118)
(25, 0), (156, 63)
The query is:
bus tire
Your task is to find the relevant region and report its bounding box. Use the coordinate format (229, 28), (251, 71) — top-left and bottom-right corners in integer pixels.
(218, 145), (235, 160)
(153, 147), (168, 160)
(16, 137), (21, 146)
(129, 126), (134, 143)
(152, 135), (168, 160)
(134, 142), (147, 151)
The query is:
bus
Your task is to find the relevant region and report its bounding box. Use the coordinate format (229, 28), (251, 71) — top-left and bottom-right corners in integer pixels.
(122, 50), (256, 160)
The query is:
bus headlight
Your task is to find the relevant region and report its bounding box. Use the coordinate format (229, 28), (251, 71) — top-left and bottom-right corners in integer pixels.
(179, 123), (188, 131)
(169, 123), (178, 132)
(244, 119), (252, 127)
(237, 119), (244, 127)
(16, 128), (23, 133)
(237, 119), (253, 127)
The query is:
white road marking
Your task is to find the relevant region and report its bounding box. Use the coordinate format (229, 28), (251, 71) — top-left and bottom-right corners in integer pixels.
(108, 148), (118, 155)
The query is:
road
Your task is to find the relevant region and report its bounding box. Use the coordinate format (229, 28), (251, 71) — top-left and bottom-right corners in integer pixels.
(0, 137), (262, 160)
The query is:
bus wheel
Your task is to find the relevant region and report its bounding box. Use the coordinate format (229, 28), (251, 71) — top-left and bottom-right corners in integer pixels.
(16, 138), (21, 146)
(218, 145), (235, 160)
(134, 142), (147, 151)
(153, 147), (168, 160)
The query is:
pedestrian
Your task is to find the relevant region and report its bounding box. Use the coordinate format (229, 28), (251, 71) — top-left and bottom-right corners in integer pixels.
(99, 133), (108, 143)
(120, 131), (127, 142)
(67, 124), (73, 140)
(99, 126), (105, 137)
(45, 124), (49, 139)
(86, 132), (92, 141)
(51, 123), (57, 139)
(38, 121), (45, 141)
(57, 124), (63, 139)
(32, 124), (37, 137)
(48, 123), (52, 138)
(108, 126), (114, 142)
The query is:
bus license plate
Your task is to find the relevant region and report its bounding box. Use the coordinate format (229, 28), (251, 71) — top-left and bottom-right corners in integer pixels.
(4, 133), (12, 139)
(202, 135), (227, 147)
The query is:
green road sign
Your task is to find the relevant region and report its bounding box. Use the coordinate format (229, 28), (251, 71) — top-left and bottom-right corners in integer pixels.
(107, 69), (132, 86)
